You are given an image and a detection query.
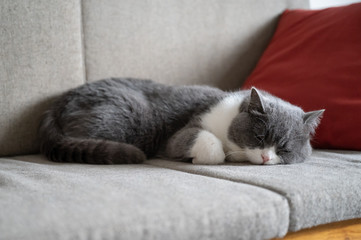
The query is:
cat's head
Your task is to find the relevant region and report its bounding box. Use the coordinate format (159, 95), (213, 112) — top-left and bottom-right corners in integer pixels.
(227, 88), (324, 165)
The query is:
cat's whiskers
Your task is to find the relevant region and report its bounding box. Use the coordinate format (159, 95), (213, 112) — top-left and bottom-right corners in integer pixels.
(225, 150), (247, 162)
(226, 151), (242, 157)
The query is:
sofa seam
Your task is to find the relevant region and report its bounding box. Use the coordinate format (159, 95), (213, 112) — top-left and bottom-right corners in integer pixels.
(79, 0), (87, 84)
(144, 161), (290, 198)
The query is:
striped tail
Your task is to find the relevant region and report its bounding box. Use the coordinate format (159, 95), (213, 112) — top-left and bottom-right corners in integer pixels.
(38, 111), (146, 164)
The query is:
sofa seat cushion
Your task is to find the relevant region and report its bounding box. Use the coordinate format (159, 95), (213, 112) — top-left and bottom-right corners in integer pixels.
(0, 155), (289, 240)
(148, 150), (361, 232)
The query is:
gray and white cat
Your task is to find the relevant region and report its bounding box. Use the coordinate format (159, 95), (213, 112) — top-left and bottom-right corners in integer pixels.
(38, 78), (324, 165)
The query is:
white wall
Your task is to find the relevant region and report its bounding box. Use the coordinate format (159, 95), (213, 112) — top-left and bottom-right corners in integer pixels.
(309, 0), (361, 9)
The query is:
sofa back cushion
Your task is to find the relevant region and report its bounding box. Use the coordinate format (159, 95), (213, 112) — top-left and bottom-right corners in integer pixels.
(0, 0), (308, 156)
(0, 0), (85, 156)
(82, 0), (308, 90)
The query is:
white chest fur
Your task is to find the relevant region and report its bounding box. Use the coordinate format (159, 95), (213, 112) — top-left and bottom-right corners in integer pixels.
(199, 93), (245, 146)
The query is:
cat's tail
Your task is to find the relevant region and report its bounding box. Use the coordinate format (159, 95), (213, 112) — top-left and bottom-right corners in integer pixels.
(38, 110), (146, 164)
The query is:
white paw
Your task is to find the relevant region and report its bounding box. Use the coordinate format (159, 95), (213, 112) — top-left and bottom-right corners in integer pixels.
(190, 131), (225, 165)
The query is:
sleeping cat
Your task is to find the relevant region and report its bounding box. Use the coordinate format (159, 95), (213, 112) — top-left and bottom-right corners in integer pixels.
(38, 78), (324, 165)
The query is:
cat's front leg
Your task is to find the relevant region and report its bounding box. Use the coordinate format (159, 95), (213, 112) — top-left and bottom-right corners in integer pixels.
(166, 127), (225, 165)
(190, 130), (226, 165)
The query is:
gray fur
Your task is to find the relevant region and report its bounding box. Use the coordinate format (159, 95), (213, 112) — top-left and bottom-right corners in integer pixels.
(38, 78), (224, 164)
(38, 78), (323, 164)
(163, 127), (202, 161)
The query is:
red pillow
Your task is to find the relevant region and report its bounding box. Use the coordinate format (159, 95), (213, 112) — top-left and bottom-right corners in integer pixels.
(242, 3), (361, 150)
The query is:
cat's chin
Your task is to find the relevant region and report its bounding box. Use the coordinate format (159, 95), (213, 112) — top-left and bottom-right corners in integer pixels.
(225, 142), (282, 165)
(244, 147), (282, 165)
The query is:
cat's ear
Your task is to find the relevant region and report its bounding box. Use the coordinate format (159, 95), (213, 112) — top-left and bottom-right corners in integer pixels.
(248, 87), (265, 114)
(303, 109), (325, 134)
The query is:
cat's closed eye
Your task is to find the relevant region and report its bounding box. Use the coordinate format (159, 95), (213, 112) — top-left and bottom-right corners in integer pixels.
(276, 142), (290, 153)
(253, 127), (269, 146)
(277, 148), (291, 154)
(255, 134), (264, 143)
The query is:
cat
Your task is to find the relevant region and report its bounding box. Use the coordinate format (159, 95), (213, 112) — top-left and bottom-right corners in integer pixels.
(38, 78), (324, 165)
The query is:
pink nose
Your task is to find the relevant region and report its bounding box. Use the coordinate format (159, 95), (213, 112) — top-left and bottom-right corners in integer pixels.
(261, 154), (270, 163)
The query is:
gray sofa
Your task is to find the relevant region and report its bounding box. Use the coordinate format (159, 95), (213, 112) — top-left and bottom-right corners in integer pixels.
(1, 1), (360, 239)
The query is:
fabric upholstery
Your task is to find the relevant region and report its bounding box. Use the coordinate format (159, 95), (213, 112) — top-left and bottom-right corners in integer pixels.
(0, 0), (85, 156)
(242, 3), (361, 150)
(0, 155), (289, 240)
(147, 150), (361, 232)
(82, 0), (309, 89)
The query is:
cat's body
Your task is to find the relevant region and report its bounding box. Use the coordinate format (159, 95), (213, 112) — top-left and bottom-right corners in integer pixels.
(39, 78), (324, 165)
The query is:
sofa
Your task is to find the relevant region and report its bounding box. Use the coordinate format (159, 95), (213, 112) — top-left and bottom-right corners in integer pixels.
(1, 0), (360, 239)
